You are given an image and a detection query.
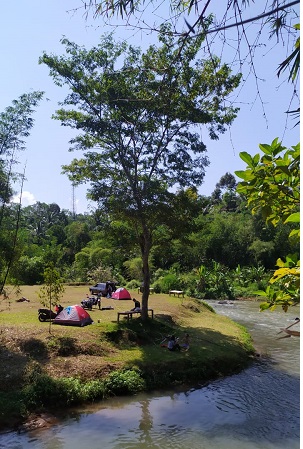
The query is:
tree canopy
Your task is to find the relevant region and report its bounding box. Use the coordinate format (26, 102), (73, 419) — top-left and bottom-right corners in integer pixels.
(75, 0), (299, 111)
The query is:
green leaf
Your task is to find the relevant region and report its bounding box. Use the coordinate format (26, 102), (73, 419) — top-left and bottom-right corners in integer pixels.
(253, 290), (267, 297)
(239, 152), (255, 168)
(259, 143), (273, 155)
(289, 229), (300, 239)
(285, 212), (300, 223)
(234, 170), (253, 180)
(259, 302), (271, 311)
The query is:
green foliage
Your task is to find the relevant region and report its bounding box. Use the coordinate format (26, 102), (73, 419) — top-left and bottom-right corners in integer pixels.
(38, 266), (65, 308)
(123, 257), (143, 281)
(125, 279), (141, 290)
(1, 169), (296, 296)
(153, 272), (180, 293)
(0, 91), (44, 159)
(11, 256), (45, 285)
(202, 211), (257, 268)
(87, 264), (114, 284)
(195, 261), (235, 300)
(104, 369), (145, 395)
(64, 220), (91, 254)
(277, 23), (300, 83)
(236, 139), (300, 310)
(23, 374), (106, 409)
(236, 139), (300, 229)
(0, 92), (44, 293)
(248, 239), (275, 267)
(258, 254), (300, 312)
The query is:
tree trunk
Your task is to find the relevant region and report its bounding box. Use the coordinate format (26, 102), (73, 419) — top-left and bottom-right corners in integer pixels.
(139, 227), (152, 321)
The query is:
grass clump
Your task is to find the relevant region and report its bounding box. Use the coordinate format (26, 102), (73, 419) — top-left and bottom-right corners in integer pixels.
(22, 375), (106, 409)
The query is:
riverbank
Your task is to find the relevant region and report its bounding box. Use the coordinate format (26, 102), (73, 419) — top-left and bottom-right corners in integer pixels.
(0, 285), (255, 432)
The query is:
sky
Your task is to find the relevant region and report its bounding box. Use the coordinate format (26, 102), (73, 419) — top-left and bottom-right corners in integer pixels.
(1, 1), (300, 214)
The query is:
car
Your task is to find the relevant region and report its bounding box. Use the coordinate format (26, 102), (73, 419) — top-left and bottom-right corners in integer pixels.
(89, 281), (116, 297)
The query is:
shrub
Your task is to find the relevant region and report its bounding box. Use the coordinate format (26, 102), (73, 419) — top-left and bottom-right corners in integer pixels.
(156, 273), (180, 293)
(104, 369), (145, 395)
(125, 279), (140, 290)
(151, 280), (162, 293)
(22, 374), (106, 409)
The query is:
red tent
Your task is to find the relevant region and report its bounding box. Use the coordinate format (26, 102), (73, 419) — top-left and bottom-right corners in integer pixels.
(111, 287), (132, 300)
(53, 305), (93, 327)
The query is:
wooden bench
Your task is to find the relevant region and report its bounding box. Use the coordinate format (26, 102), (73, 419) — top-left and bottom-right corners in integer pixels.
(117, 309), (154, 323)
(169, 290), (184, 297)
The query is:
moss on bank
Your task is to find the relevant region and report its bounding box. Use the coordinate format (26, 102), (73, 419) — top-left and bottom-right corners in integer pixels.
(0, 288), (255, 431)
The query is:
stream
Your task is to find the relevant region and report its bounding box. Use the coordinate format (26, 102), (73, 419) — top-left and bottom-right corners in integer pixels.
(0, 300), (300, 449)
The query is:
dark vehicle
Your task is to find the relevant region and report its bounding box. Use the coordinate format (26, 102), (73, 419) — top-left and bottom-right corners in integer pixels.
(38, 308), (56, 322)
(89, 281), (116, 297)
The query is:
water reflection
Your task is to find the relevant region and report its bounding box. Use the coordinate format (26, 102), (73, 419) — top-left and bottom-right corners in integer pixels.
(0, 301), (299, 449)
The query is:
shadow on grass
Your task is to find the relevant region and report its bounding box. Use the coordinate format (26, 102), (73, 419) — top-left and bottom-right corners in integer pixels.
(108, 313), (254, 388)
(20, 338), (50, 359)
(19, 336), (80, 358)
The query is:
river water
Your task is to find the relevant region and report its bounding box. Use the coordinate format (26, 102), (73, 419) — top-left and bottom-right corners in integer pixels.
(1, 300), (300, 449)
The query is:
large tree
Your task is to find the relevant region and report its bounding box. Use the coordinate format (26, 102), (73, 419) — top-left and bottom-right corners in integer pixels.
(0, 92), (43, 294)
(40, 27), (241, 318)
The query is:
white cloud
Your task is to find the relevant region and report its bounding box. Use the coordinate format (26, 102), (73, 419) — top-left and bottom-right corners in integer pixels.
(12, 191), (37, 207)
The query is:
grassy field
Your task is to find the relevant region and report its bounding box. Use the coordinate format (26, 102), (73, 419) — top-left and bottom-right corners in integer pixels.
(0, 285), (255, 430)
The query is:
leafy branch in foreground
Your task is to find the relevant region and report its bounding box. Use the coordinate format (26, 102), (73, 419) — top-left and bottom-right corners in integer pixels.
(236, 139), (300, 311)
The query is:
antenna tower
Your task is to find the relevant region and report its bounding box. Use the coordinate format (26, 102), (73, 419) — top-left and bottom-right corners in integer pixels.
(72, 183), (76, 218)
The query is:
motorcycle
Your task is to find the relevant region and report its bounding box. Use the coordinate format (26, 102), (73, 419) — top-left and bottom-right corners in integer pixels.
(38, 305), (63, 322)
(81, 296), (99, 310)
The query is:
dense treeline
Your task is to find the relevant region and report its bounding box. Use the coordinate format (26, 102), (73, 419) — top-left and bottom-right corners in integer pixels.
(2, 173), (298, 300)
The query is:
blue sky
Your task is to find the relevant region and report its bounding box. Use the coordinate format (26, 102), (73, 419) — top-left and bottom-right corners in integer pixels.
(1, 1), (300, 213)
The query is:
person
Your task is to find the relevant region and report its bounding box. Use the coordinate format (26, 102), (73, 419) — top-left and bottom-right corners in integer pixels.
(97, 293), (102, 310)
(131, 298), (141, 311)
(181, 333), (190, 350)
(107, 284), (113, 298)
(55, 304), (63, 315)
(167, 335), (180, 351)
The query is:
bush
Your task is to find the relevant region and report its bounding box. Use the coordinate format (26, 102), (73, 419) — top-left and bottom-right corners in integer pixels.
(104, 369), (145, 395)
(22, 371), (106, 409)
(151, 280), (162, 293)
(125, 279), (140, 290)
(155, 273), (180, 293)
(22, 368), (146, 413)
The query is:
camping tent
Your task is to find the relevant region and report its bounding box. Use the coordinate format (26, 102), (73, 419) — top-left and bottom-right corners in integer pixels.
(53, 305), (93, 327)
(111, 287), (131, 300)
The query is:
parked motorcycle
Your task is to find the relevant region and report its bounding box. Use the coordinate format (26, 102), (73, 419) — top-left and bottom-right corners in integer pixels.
(38, 305), (63, 322)
(81, 296), (99, 310)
